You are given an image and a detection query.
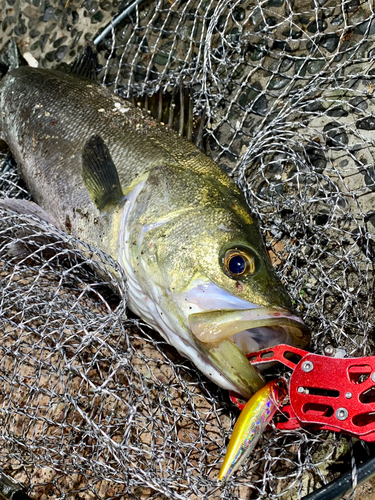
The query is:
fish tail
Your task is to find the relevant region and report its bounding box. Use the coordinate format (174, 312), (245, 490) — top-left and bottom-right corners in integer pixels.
(0, 39), (23, 77)
(0, 40), (21, 139)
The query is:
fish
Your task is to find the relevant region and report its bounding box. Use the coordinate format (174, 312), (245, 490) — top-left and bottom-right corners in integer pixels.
(0, 45), (309, 398)
(218, 378), (287, 480)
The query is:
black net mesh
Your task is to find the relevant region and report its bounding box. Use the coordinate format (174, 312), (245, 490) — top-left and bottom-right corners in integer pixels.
(1, 0), (375, 498)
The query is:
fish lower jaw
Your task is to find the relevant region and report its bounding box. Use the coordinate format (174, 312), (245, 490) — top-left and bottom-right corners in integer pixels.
(198, 324), (302, 399)
(231, 323), (305, 356)
(189, 308), (309, 397)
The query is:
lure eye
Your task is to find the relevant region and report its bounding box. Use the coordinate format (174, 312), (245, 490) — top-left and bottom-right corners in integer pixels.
(223, 249), (256, 278)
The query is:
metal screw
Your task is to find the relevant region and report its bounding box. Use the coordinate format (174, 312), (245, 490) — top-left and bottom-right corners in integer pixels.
(298, 386), (305, 393)
(324, 345), (335, 356)
(302, 361), (314, 373)
(336, 408), (349, 421)
(345, 392), (352, 399)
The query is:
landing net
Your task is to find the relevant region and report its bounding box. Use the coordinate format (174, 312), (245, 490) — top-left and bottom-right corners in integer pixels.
(0, 0), (375, 498)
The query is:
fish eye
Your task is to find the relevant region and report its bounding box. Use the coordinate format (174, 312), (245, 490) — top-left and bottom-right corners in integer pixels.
(223, 248), (257, 279)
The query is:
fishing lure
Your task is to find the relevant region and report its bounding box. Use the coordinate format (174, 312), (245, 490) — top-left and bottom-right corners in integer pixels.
(219, 378), (287, 480)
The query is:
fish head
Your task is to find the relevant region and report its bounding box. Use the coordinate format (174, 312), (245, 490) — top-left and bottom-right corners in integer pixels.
(127, 177), (309, 398)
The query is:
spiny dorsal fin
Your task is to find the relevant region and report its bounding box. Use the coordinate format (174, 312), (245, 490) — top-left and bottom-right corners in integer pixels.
(70, 44), (98, 81)
(82, 135), (123, 211)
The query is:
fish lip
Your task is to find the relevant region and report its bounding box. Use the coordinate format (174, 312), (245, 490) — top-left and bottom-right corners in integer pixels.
(188, 307), (309, 398)
(188, 307), (309, 349)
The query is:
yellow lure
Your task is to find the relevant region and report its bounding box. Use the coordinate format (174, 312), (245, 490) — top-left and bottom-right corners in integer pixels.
(218, 378), (287, 480)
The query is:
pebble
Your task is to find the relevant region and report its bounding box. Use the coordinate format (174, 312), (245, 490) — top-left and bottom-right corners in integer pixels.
(72, 11), (79, 24)
(327, 106), (348, 117)
(30, 29), (41, 38)
(55, 45), (68, 61)
(314, 212), (329, 225)
(238, 82), (262, 108)
(45, 50), (56, 62)
(99, 0), (112, 11)
(303, 101), (324, 112)
(306, 145), (327, 172)
(269, 75), (291, 90)
(368, 214), (375, 228)
(249, 8), (262, 26)
(23, 52), (39, 67)
(91, 11), (104, 24)
(284, 29), (302, 39)
(364, 167), (375, 190)
(349, 10), (366, 26)
(331, 15), (344, 25)
(53, 36), (67, 48)
(154, 42), (173, 66)
(266, 16), (278, 27)
(272, 40), (292, 52)
(319, 34), (339, 53)
(323, 122), (348, 148)
(349, 96), (368, 112)
(39, 34), (49, 51)
(307, 19), (327, 33)
(251, 45), (267, 61)
(252, 94), (268, 114)
(354, 18), (375, 36)
(229, 27), (241, 44)
(345, 0), (360, 12)
(356, 117), (375, 130)
(308, 59), (325, 74)
(269, 57), (294, 72)
(23, 6), (38, 19)
(43, 6), (54, 23)
(14, 18), (27, 36)
(83, 0), (99, 15)
(295, 58), (308, 77)
(45, 22), (57, 34)
(233, 7), (245, 22)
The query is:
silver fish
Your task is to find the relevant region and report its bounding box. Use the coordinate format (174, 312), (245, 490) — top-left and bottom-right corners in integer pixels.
(0, 53), (309, 398)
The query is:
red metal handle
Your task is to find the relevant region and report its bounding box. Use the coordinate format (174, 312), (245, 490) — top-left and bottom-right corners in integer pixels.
(230, 345), (375, 441)
(288, 352), (375, 440)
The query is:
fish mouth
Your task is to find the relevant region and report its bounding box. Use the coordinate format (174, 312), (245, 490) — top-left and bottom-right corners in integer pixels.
(189, 307), (309, 398)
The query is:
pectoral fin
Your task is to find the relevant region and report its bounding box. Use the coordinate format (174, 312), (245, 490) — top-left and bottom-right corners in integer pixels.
(82, 135), (124, 211)
(0, 198), (61, 227)
(0, 198), (63, 260)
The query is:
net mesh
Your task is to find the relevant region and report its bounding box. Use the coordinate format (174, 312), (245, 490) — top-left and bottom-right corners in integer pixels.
(1, 0), (375, 498)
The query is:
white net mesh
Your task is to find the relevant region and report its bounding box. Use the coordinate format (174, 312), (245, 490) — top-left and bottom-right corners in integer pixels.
(1, 0), (375, 498)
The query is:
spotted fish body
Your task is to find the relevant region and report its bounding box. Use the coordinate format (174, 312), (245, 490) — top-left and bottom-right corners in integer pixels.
(218, 378), (287, 480)
(0, 65), (308, 398)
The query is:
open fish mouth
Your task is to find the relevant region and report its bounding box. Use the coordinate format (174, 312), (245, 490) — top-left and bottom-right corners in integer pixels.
(189, 308), (309, 398)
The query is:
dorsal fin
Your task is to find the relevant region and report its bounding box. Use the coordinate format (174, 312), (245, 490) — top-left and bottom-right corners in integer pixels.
(82, 135), (124, 211)
(70, 44), (98, 81)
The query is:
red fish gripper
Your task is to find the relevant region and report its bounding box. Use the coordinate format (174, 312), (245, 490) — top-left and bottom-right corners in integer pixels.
(230, 344), (375, 442)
